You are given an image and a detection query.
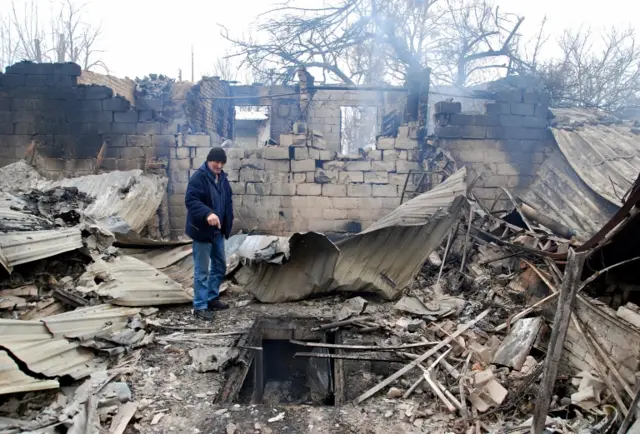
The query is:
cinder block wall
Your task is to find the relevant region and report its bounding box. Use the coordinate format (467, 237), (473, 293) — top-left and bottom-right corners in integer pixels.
(168, 129), (423, 236)
(433, 91), (554, 210)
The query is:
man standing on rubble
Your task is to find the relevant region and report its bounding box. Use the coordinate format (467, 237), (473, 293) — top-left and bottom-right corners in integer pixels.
(185, 147), (233, 321)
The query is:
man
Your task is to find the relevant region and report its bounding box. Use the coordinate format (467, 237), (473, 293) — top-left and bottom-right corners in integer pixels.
(185, 147), (234, 321)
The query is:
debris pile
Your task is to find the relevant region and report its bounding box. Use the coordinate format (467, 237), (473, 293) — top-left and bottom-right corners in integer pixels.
(135, 74), (174, 99)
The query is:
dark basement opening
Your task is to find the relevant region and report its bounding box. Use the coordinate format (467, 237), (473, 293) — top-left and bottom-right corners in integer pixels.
(216, 316), (346, 407)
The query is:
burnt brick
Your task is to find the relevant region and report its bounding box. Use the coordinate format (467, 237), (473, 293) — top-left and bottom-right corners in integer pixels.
(103, 134), (127, 148)
(449, 114), (475, 126)
(486, 127), (508, 139)
(521, 116), (547, 128)
(78, 100), (104, 112)
(138, 110), (153, 122)
(66, 111), (114, 123)
(498, 115), (525, 127)
(11, 98), (46, 112)
(136, 122), (163, 135)
(510, 103), (535, 116)
(484, 102), (511, 115)
(0, 122), (13, 134)
(493, 90), (523, 103)
(0, 111), (11, 124)
(506, 128), (547, 140)
(84, 86), (114, 100)
(114, 111), (139, 123)
(14, 122), (37, 134)
(434, 101), (462, 115)
(112, 123), (137, 134)
(0, 99), (10, 111)
(103, 97), (130, 112)
(460, 126), (486, 139)
(85, 123), (112, 134)
(435, 126), (462, 138)
(2, 74), (25, 87)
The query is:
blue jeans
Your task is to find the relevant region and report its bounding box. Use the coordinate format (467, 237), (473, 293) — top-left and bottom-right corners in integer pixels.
(192, 236), (225, 311)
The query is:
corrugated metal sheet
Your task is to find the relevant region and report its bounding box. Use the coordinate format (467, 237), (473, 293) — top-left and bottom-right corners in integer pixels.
(522, 151), (619, 240)
(243, 168), (468, 302)
(38, 170), (167, 234)
(42, 304), (140, 339)
(0, 350), (59, 395)
(550, 108), (640, 206)
(0, 319), (105, 382)
(331, 168), (468, 297)
(78, 255), (192, 306)
(0, 228), (83, 271)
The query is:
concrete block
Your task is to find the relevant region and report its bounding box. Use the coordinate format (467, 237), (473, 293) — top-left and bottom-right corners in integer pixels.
(507, 128), (547, 141)
(396, 161), (420, 173)
(291, 159), (316, 172)
(307, 219), (337, 233)
(136, 123), (163, 135)
(460, 126), (487, 139)
(434, 101), (462, 114)
(485, 127), (507, 140)
(435, 126), (462, 138)
(372, 160), (396, 171)
(494, 90), (522, 103)
(171, 182), (189, 194)
(293, 173), (307, 183)
(279, 134), (294, 147)
(265, 160), (290, 172)
(114, 111), (139, 123)
(183, 134), (211, 147)
(152, 135), (176, 148)
(534, 104), (549, 118)
(323, 208), (348, 220)
(126, 135), (152, 147)
(240, 169), (267, 183)
(521, 116), (548, 128)
(263, 146), (290, 160)
(323, 160), (345, 170)
(364, 171), (389, 184)
(229, 182), (246, 194)
(170, 158), (191, 170)
(372, 185), (398, 197)
(510, 103), (535, 116)
(498, 115), (525, 127)
(358, 197), (385, 209)
(314, 169), (338, 184)
(383, 150), (401, 161)
(389, 173), (409, 185)
(318, 150), (336, 160)
(297, 183), (322, 196)
(338, 171), (364, 183)
(270, 183), (297, 196)
(293, 147), (309, 160)
(169, 170), (191, 183)
(240, 159), (266, 170)
(226, 169), (240, 182)
(103, 98), (130, 112)
(485, 103), (511, 115)
(345, 161), (371, 171)
(322, 184), (347, 197)
(363, 149), (382, 160)
(347, 184), (372, 197)
(265, 171), (291, 183)
(292, 134), (307, 146)
(397, 125), (410, 138)
(246, 182), (271, 195)
(332, 197), (358, 209)
(395, 137), (418, 150)
(376, 137), (395, 150)
(225, 148), (247, 159)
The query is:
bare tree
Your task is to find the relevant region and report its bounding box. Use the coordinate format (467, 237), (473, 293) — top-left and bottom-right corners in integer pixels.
(514, 26), (640, 111)
(0, 0), (106, 72)
(209, 56), (237, 81)
(221, 0), (524, 86)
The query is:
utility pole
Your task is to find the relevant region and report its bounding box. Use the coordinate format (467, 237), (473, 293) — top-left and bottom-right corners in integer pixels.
(191, 44), (195, 82)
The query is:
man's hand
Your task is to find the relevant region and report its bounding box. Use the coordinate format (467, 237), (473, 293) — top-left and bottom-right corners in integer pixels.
(206, 213), (221, 228)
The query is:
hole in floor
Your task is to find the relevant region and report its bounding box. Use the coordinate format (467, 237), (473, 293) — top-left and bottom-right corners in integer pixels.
(217, 316), (346, 407)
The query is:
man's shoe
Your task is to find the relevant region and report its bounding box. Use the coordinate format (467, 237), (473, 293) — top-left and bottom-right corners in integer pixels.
(208, 299), (229, 310)
(194, 309), (214, 321)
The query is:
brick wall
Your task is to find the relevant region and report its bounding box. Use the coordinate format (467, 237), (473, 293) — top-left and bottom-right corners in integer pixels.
(433, 91), (554, 210)
(186, 78), (233, 139)
(78, 70), (136, 104)
(166, 128), (423, 236)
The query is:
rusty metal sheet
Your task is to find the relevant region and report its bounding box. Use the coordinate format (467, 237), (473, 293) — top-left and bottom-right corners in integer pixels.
(243, 167), (468, 302)
(522, 151), (619, 240)
(77, 255), (192, 306)
(551, 108), (640, 206)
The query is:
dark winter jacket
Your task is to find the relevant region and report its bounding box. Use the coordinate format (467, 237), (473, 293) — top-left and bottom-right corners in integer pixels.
(185, 162), (234, 241)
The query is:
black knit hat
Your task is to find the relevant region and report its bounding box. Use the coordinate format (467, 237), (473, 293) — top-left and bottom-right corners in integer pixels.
(207, 147), (227, 163)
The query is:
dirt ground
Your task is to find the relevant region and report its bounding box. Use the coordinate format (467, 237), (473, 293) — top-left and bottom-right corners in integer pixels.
(122, 288), (460, 434)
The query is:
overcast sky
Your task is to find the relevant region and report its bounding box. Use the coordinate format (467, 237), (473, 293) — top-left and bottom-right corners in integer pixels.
(1, 0), (638, 80)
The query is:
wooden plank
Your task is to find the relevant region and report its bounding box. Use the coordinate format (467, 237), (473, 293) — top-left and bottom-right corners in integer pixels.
(333, 332), (347, 406)
(532, 249), (587, 434)
(353, 309), (490, 404)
